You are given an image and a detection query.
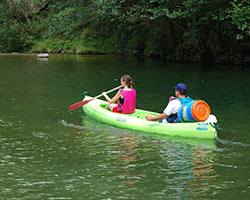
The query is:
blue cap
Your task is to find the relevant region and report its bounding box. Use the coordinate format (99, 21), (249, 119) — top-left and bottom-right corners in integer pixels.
(174, 83), (187, 91)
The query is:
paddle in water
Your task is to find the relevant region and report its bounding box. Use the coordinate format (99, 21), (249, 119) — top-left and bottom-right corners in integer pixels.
(69, 85), (122, 111)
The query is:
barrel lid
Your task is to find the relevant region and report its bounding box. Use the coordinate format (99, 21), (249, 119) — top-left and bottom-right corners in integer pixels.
(191, 100), (210, 121)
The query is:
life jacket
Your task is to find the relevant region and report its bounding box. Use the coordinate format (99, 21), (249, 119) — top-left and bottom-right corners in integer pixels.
(117, 89), (136, 114)
(166, 97), (193, 123)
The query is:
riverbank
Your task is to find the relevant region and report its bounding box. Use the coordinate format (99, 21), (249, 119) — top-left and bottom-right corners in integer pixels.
(2, 36), (250, 66)
(2, 29), (250, 66)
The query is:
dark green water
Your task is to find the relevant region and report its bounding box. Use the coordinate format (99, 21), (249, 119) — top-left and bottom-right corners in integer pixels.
(0, 54), (249, 199)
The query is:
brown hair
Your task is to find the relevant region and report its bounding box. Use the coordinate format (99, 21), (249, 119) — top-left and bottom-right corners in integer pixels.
(121, 74), (134, 88)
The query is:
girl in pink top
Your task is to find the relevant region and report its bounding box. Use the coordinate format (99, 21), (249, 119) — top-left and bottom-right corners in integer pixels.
(102, 75), (136, 114)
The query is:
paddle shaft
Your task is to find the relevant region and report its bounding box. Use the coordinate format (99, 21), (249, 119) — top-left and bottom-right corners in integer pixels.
(94, 85), (122, 99)
(69, 85), (122, 110)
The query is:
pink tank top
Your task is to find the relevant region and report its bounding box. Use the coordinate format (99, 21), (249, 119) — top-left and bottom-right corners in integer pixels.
(117, 89), (136, 114)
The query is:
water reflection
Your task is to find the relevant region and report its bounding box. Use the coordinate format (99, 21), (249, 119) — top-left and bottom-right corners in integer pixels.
(113, 135), (141, 193)
(76, 117), (217, 199)
(145, 134), (217, 199)
(37, 57), (49, 62)
(188, 147), (217, 199)
(90, 120), (142, 194)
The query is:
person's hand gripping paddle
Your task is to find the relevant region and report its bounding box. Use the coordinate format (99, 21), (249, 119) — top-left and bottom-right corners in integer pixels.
(69, 85), (122, 111)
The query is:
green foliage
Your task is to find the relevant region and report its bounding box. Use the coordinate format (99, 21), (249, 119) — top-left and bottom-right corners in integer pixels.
(0, 1), (29, 52)
(0, 0), (249, 55)
(75, 46), (102, 54)
(230, 0), (250, 39)
(44, 7), (85, 39)
(32, 38), (77, 53)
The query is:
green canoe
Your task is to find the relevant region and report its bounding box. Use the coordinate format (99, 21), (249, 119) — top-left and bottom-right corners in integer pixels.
(82, 96), (217, 139)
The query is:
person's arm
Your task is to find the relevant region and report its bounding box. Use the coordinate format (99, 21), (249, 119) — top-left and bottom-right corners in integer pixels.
(146, 99), (178, 121)
(102, 90), (122, 104)
(146, 113), (168, 121)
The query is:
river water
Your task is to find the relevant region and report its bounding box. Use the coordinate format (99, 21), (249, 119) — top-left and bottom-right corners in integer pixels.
(0, 54), (249, 199)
